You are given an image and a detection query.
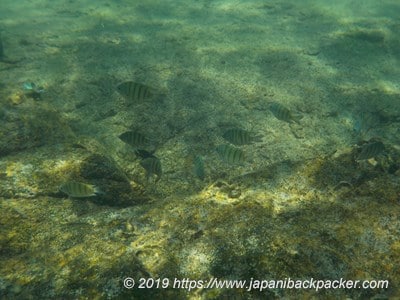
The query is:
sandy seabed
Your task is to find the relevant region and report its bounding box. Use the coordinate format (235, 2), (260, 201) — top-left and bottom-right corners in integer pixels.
(1, 0), (400, 298)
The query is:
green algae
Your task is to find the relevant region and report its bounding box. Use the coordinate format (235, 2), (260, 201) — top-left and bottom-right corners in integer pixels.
(2, 155), (399, 298)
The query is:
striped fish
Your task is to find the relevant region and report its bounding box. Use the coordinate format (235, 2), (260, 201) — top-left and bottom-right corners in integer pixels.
(60, 181), (101, 198)
(269, 102), (302, 124)
(216, 144), (245, 164)
(140, 157), (162, 181)
(357, 141), (385, 160)
(222, 128), (260, 145)
(193, 155), (205, 180)
(117, 81), (151, 101)
(135, 149), (156, 159)
(119, 131), (148, 148)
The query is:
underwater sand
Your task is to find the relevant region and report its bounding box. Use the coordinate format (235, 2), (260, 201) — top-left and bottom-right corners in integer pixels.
(1, 0), (400, 298)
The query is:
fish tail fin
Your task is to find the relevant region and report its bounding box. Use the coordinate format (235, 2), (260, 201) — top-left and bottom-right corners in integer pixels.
(293, 113), (303, 124)
(94, 186), (105, 195)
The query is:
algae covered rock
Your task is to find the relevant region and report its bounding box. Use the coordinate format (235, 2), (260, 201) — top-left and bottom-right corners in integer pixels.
(0, 198), (169, 299)
(0, 140), (147, 207)
(78, 153), (148, 207)
(0, 104), (72, 157)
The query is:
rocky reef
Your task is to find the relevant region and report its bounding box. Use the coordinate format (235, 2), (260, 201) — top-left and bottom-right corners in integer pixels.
(1, 142), (399, 298)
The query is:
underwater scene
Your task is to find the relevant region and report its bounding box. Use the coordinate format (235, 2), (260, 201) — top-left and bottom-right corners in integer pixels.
(1, 0), (400, 299)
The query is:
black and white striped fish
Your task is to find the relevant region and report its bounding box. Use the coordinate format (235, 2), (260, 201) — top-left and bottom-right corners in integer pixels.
(117, 81), (152, 101)
(222, 128), (261, 145)
(269, 102), (302, 124)
(357, 141), (385, 160)
(140, 157), (162, 181)
(216, 144), (245, 164)
(135, 149), (156, 159)
(60, 181), (102, 198)
(119, 131), (148, 148)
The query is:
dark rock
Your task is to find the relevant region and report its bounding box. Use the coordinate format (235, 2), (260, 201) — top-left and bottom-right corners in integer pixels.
(0, 105), (73, 157)
(0, 142), (148, 207)
(79, 154), (147, 207)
